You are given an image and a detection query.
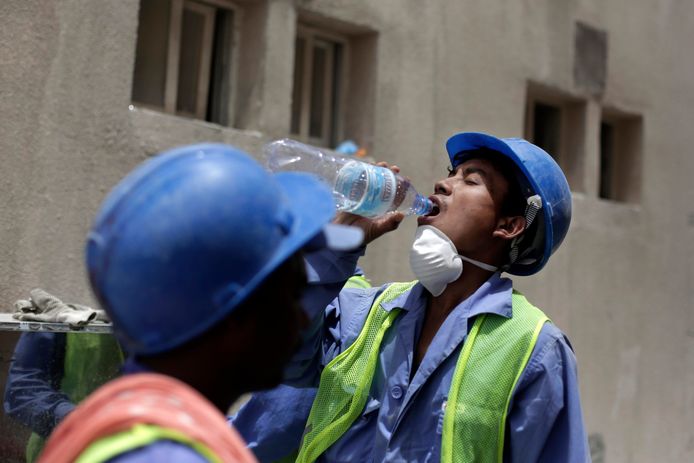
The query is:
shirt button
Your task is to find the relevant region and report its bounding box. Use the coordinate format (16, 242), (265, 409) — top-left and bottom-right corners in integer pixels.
(390, 385), (403, 399)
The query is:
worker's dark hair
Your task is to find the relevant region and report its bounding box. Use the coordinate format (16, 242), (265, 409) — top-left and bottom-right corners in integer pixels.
(452, 148), (527, 218)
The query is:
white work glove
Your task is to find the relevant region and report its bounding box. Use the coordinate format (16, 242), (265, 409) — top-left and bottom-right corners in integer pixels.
(13, 289), (109, 327)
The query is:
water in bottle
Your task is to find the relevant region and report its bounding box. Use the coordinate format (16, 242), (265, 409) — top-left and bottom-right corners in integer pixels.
(264, 139), (433, 218)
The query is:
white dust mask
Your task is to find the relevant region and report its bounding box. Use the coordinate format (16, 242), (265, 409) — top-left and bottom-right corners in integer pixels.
(409, 225), (498, 297)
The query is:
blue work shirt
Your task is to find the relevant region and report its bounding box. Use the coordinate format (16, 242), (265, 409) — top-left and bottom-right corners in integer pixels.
(233, 250), (591, 462)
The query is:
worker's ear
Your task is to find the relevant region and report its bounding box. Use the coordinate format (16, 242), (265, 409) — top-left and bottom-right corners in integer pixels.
(493, 215), (525, 241)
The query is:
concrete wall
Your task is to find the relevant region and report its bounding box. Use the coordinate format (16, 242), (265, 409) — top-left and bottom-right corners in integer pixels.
(1, 0), (693, 461)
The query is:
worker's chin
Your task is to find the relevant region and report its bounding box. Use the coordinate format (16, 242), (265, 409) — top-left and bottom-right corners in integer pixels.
(417, 215), (436, 226)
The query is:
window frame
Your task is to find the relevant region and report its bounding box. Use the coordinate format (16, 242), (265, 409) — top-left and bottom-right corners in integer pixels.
(132, 0), (240, 124)
(292, 24), (348, 147)
(598, 110), (643, 204)
(524, 85), (587, 193)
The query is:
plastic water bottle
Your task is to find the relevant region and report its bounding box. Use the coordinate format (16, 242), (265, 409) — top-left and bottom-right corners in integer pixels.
(264, 139), (433, 218)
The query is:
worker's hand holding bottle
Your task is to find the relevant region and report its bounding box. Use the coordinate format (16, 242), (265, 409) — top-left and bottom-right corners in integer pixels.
(332, 161), (406, 245)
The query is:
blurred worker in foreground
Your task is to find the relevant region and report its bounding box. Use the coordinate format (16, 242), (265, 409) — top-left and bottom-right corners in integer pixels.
(37, 143), (363, 462)
(230, 270), (370, 462)
(233, 132), (590, 462)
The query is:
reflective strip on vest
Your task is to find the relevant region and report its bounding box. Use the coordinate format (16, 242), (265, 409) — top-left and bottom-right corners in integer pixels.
(297, 284), (548, 463)
(441, 290), (548, 463)
(296, 281), (417, 463)
(75, 423), (220, 463)
(343, 275), (372, 290)
(270, 278), (371, 463)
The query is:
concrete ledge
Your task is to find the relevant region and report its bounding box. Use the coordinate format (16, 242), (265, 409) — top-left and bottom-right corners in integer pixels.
(128, 106), (268, 161)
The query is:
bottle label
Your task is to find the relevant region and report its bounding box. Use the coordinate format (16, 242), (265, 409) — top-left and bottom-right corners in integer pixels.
(335, 161), (397, 217)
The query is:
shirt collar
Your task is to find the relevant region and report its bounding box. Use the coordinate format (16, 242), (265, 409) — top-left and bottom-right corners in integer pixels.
(464, 272), (513, 319)
(379, 273), (513, 319)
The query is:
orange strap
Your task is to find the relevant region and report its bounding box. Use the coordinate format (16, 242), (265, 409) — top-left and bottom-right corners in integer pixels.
(38, 373), (257, 463)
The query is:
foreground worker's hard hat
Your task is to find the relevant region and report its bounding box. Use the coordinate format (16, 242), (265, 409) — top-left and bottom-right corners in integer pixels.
(86, 143), (363, 355)
(446, 132), (572, 276)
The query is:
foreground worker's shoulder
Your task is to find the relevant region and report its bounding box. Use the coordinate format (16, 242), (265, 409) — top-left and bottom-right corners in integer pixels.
(105, 440), (209, 463)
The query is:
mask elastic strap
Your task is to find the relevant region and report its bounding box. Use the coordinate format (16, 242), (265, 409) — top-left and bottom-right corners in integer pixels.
(460, 255), (498, 272)
(507, 194), (543, 266)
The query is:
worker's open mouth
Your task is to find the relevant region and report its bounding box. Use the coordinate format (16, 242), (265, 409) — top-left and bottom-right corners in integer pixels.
(425, 196), (441, 217)
(427, 205), (440, 217)
(417, 197), (441, 224)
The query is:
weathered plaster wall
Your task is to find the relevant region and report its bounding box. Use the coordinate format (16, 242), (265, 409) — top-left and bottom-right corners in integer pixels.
(1, 0), (693, 461)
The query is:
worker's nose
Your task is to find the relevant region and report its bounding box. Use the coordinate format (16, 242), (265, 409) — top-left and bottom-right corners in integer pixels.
(434, 177), (451, 195)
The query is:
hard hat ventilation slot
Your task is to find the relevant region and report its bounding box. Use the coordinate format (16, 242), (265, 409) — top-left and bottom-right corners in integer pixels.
(507, 195), (543, 267)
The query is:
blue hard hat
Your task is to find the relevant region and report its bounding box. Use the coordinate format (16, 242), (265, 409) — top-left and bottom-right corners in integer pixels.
(86, 143), (362, 355)
(446, 132), (572, 276)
